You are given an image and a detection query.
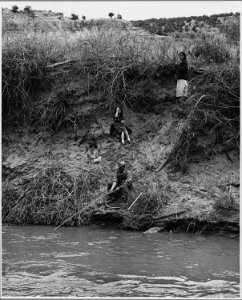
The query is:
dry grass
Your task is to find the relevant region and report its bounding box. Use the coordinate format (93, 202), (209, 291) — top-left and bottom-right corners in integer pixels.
(138, 141), (164, 171)
(2, 164), (103, 226)
(2, 23), (182, 127)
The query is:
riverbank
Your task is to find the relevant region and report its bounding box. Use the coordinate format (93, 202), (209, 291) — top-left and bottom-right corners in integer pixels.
(2, 18), (239, 238)
(2, 104), (239, 238)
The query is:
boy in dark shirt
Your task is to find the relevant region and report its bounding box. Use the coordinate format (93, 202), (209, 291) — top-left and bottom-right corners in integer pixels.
(107, 161), (133, 204)
(175, 52), (189, 98)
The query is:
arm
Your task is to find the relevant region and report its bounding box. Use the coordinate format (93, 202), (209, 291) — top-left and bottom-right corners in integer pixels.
(110, 181), (117, 192)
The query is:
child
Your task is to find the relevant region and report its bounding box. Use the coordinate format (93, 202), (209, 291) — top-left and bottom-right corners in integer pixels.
(175, 52), (189, 98)
(110, 106), (132, 145)
(107, 161), (133, 203)
(86, 139), (101, 164)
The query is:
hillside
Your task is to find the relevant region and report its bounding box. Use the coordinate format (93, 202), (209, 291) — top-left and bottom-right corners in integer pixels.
(131, 12), (240, 40)
(2, 10), (240, 236)
(2, 7), (132, 33)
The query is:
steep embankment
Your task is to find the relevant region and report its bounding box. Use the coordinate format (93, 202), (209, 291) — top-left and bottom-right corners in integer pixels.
(2, 10), (239, 237)
(2, 78), (239, 237)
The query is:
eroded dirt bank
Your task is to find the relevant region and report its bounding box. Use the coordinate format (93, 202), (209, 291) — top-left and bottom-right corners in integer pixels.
(2, 83), (239, 238)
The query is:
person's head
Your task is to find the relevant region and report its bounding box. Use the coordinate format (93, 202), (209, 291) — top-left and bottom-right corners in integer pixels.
(114, 106), (123, 117)
(89, 138), (97, 149)
(179, 52), (186, 61)
(117, 160), (125, 172)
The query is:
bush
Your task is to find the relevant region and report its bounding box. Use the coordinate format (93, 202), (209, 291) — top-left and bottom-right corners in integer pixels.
(71, 13), (79, 20)
(108, 12), (114, 19)
(11, 5), (19, 13)
(24, 6), (32, 13)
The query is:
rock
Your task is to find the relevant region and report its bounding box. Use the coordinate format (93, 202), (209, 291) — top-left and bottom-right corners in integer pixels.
(144, 226), (165, 234)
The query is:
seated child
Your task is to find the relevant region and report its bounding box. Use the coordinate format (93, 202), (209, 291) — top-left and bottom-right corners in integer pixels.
(86, 139), (101, 164)
(110, 106), (132, 145)
(107, 161), (133, 203)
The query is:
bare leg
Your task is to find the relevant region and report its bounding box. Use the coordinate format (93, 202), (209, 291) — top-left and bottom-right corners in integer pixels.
(121, 132), (125, 144)
(124, 128), (131, 142)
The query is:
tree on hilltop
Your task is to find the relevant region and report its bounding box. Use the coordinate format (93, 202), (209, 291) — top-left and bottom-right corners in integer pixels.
(108, 12), (114, 19)
(71, 13), (79, 20)
(24, 6), (32, 13)
(11, 5), (19, 13)
(117, 14), (122, 19)
(82, 15), (86, 21)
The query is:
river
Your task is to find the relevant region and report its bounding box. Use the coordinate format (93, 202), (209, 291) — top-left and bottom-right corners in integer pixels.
(2, 224), (239, 298)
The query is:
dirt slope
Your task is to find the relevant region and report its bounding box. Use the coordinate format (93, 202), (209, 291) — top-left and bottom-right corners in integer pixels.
(2, 84), (239, 237)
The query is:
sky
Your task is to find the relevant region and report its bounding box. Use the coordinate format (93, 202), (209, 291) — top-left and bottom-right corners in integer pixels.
(1, 1), (242, 20)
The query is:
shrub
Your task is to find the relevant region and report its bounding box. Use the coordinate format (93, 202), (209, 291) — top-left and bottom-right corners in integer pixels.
(11, 5), (19, 13)
(24, 6), (32, 13)
(108, 12), (114, 19)
(71, 13), (79, 20)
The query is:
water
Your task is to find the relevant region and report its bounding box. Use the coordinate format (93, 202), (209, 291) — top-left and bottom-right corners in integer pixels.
(2, 224), (239, 297)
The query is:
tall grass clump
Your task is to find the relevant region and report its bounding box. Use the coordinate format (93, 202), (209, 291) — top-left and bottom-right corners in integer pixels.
(2, 32), (83, 126)
(2, 34), (49, 124)
(2, 164), (102, 226)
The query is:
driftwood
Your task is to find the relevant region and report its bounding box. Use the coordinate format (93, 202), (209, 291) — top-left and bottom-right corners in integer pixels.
(47, 59), (78, 68)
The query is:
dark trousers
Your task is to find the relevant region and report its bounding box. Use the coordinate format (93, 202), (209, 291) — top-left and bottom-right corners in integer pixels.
(107, 182), (133, 203)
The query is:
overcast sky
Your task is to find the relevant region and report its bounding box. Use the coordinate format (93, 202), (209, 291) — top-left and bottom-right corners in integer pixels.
(1, 1), (242, 20)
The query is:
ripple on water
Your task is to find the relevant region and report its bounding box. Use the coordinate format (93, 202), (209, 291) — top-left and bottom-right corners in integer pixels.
(52, 252), (89, 258)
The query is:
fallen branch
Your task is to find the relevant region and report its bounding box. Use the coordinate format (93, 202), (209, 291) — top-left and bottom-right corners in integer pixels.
(127, 192), (143, 211)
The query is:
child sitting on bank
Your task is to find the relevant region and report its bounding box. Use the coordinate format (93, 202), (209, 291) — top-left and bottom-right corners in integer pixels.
(107, 160), (133, 203)
(85, 139), (101, 164)
(110, 106), (132, 145)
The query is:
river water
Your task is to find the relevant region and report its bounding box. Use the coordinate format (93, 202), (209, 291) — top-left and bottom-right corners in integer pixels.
(2, 224), (240, 298)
